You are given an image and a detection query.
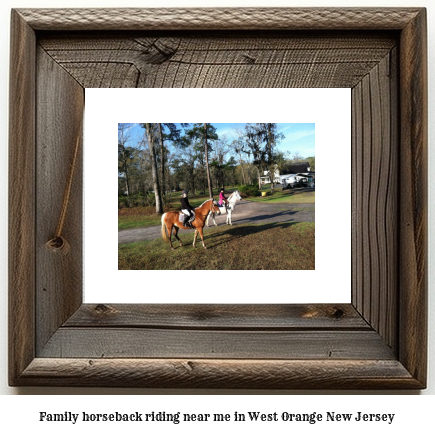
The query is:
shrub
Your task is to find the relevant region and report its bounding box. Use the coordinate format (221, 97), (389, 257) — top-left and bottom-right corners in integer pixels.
(162, 193), (172, 206)
(131, 193), (144, 207)
(118, 196), (130, 208)
(144, 193), (156, 207)
(118, 193), (155, 208)
(239, 184), (260, 198)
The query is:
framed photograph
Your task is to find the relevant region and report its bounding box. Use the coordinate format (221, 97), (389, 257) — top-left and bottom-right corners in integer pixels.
(9, 8), (427, 388)
(87, 88), (348, 303)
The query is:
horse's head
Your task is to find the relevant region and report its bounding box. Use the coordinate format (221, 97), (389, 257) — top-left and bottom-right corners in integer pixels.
(211, 199), (221, 215)
(234, 190), (242, 201)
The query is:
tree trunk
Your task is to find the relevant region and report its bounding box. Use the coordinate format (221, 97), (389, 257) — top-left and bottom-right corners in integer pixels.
(123, 158), (130, 196)
(270, 166), (275, 194)
(240, 160), (246, 185)
(191, 171), (195, 194)
(204, 123), (213, 198)
(119, 135), (130, 195)
(267, 124), (275, 194)
(158, 123), (165, 194)
(145, 123), (164, 214)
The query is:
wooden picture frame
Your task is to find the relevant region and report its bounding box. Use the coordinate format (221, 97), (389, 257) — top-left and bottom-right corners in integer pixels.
(9, 8), (427, 389)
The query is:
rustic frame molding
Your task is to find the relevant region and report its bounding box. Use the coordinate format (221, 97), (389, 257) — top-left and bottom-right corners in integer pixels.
(9, 8), (427, 388)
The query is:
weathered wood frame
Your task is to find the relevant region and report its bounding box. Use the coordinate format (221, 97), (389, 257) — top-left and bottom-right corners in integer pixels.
(9, 8), (427, 388)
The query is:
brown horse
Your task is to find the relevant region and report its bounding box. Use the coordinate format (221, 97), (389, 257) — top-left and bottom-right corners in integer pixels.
(161, 199), (221, 250)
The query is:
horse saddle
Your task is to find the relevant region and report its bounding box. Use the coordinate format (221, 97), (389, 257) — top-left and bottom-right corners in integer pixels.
(179, 211), (195, 224)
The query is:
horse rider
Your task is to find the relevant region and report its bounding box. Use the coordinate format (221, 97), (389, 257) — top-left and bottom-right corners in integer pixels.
(219, 187), (229, 208)
(180, 190), (195, 229)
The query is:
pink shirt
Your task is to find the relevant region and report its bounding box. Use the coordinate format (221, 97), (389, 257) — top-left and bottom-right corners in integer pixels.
(218, 191), (226, 205)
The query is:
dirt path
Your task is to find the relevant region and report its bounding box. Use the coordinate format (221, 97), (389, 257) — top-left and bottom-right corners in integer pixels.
(118, 200), (315, 244)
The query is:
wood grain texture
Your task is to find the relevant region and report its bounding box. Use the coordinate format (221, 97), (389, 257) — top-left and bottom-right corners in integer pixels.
(35, 48), (84, 353)
(8, 10), (36, 386)
(351, 51), (398, 352)
(65, 304), (369, 329)
(38, 329), (395, 360)
(8, 8), (427, 389)
(38, 33), (396, 88)
(16, 8), (422, 31)
(398, 8), (428, 386)
(17, 358), (420, 389)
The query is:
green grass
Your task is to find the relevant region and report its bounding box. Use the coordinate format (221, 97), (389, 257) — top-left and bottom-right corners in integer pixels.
(118, 222), (315, 270)
(247, 187), (315, 204)
(165, 188), (241, 207)
(119, 188), (241, 230)
(118, 215), (161, 231)
(119, 186), (314, 230)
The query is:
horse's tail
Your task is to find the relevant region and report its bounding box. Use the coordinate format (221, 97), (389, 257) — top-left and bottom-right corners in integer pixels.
(161, 214), (168, 242)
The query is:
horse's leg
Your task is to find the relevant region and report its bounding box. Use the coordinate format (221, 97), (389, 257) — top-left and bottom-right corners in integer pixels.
(168, 224), (175, 250)
(173, 226), (183, 247)
(197, 226), (207, 249)
(193, 229), (198, 248)
(207, 212), (217, 226)
(228, 210), (232, 225)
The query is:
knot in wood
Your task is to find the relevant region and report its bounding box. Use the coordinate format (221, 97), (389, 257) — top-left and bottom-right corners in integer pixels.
(332, 308), (345, 319)
(45, 236), (70, 255)
(139, 38), (177, 64)
(94, 304), (116, 315)
(242, 53), (256, 64)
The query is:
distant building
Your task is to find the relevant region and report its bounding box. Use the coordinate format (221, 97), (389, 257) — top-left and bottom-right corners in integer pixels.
(285, 162), (311, 174)
(260, 166), (280, 184)
(280, 162), (315, 188)
(280, 173), (315, 187)
(260, 162), (315, 186)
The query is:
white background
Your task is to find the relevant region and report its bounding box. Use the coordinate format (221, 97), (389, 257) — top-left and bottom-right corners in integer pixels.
(0, 0), (433, 419)
(85, 88), (351, 304)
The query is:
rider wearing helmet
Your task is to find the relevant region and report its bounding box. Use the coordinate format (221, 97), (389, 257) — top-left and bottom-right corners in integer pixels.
(218, 187), (228, 207)
(180, 190), (195, 229)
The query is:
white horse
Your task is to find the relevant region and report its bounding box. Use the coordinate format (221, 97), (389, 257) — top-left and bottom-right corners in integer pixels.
(206, 190), (242, 226)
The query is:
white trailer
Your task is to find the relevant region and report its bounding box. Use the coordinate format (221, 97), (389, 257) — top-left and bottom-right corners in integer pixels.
(281, 173), (312, 189)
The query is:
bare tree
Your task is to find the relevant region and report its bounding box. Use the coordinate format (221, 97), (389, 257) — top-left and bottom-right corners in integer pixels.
(143, 123), (164, 214)
(244, 123), (267, 189)
(263, 123), (282, 194)
(204, 123), (213, 198)
(230, 128), (248, 185)
(157, 123), (165, 194)
(118, 123), (134, 196)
